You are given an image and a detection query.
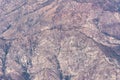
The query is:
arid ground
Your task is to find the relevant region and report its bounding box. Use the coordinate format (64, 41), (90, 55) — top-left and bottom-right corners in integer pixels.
(0, 0), (120, 80)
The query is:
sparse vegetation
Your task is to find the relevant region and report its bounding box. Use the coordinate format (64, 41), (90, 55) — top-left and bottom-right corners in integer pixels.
(0, 0), (120, 80)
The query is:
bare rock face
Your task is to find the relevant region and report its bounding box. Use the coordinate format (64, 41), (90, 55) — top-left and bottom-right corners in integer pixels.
(0, 0), (120, 80)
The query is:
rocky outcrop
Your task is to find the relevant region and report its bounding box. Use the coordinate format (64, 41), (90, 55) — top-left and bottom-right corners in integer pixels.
(0, 0), (120, 80)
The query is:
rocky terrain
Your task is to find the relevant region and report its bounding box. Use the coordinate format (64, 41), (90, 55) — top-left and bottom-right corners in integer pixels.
(0, 0), (120, 80)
